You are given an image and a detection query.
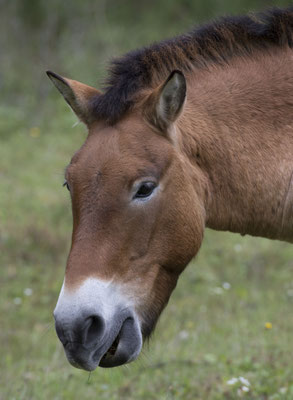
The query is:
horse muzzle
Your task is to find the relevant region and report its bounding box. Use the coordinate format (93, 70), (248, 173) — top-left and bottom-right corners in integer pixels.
(53, 278), (142, 370)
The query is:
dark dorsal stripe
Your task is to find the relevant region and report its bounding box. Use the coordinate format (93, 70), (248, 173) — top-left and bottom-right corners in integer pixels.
(92, 7), (293, 125)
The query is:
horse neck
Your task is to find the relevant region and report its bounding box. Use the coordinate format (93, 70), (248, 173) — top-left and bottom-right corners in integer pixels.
(179, 46), (293, 242)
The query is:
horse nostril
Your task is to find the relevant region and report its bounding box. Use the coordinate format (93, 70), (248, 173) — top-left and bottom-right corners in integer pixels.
(84, 315), (105, 347)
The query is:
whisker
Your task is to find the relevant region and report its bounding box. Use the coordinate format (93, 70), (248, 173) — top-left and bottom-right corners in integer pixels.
(39, 322), (54, 339)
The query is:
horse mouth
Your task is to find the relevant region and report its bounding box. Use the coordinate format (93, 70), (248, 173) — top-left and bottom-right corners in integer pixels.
(100, 333), (120, 361)
(98, 317), (142, 368)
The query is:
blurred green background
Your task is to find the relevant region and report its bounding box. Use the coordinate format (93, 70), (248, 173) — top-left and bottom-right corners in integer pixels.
(1, 0), (293, 399)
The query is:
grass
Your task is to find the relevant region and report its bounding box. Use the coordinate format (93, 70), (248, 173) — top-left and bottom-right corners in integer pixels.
(1, 104), (293, 400)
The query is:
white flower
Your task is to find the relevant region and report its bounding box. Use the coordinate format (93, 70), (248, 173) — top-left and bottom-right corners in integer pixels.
(14, 297), (22, 305)
(227, 376), (251, 392)
(24, 288), (33, 296)
(239, 377), (250, 386)
(211, 287), (224, 295)
(178, 330), (189, 340)
(222, 282), (231, 290)
(227, 377), (239, 385)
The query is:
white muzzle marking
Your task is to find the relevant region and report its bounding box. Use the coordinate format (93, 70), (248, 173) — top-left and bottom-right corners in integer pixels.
(54, 277), (137, 323)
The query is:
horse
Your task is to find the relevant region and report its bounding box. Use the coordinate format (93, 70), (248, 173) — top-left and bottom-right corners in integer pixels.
(47, 7), (293, 370)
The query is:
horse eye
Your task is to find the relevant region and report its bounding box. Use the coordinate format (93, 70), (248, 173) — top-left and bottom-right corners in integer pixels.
(134, 182), (156, 199)
(63, 180), (70, 191)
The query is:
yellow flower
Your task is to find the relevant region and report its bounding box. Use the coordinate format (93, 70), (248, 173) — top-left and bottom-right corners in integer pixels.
(30, 127), (40, 138)
(265, 322), (272, 329)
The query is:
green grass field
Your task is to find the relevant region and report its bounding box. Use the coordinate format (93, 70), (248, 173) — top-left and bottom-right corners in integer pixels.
(3, 1), (293, 398)
(2, 104), (293, 400)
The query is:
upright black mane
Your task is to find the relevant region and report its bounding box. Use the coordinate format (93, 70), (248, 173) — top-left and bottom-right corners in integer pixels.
(92, 7), (293, 124)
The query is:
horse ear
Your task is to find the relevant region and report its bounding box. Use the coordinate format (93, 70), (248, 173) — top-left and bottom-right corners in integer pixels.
(46, 71), (101, 125)
(145, 70), (186, 133)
